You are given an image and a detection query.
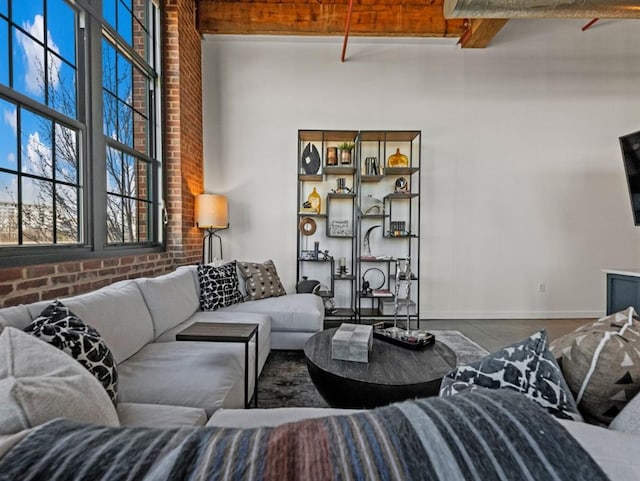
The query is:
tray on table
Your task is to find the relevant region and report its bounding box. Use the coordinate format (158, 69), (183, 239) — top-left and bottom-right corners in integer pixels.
(372, 322), (435, 350)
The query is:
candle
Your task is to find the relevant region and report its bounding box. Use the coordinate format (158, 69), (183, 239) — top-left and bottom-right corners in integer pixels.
(339, 257), (346, 267)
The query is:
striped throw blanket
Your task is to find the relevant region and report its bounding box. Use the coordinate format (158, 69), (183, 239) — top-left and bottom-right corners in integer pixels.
(0, 389), (608, 481)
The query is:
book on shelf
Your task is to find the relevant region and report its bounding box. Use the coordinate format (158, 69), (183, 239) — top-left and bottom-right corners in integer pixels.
(371, 289), (393, 298)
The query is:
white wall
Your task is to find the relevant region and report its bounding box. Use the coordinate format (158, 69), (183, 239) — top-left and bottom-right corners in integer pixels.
(201, 19), (640, 319)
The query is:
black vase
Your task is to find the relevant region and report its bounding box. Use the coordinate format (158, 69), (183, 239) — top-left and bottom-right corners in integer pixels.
(302, 143), (321, 174)
(297, 276), (320, 293)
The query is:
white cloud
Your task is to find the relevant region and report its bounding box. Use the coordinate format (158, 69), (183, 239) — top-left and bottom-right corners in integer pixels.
(20, 176), (40, 205)
(7, 153), (15, 164)
(23, 131), (52, 178)
(15, 15), (62, 96)
(3, 107), (16, 136)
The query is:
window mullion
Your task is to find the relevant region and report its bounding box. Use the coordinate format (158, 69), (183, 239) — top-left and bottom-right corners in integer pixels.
(85, 11), (107, 251)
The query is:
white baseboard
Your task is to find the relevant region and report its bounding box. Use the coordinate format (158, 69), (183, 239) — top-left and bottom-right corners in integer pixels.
(421, 310), (604, 320)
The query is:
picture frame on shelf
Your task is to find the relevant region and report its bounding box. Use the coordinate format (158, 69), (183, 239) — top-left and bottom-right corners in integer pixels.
(329, 219), (352, 237)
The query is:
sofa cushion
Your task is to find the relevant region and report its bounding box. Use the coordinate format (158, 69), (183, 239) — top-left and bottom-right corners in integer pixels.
(207, 407), (360, 428)
(117, 340), (256, 415)
(0, 305), (32, 331)
(0, 327), (119, 435)
(237, 260), (286, 301)
(117, 402), (207, 428)
(561, 313), (640, 424)
(154, 311), (271, 371)
(440, 330), (582, 421)
(609, 392), (640, 435)
(155, 310), (270, 344)
(198, 262), (244, 311)
(136, 269), (200, 338)
(61, 281), (154, 364)
(217, 293), (324, 333)
(25, 300), (118, 404)
(559, 419), (640, 481)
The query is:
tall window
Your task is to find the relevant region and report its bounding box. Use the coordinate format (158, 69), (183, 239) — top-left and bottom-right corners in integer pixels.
(0, 0), (162, 262)
(102, 0), (159, 244)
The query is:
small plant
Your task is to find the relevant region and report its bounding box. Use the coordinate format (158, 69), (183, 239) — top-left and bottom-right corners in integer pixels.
(338, 141), (355, 151)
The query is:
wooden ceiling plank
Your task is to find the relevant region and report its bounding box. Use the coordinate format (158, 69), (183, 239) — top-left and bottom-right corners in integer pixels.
(198, 1), (466, 37)
(459, 18), (508, 48)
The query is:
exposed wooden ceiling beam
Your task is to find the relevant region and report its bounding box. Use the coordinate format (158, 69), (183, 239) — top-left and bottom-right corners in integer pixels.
(459, 18), (508, 48)
(197, 0), (466, 38)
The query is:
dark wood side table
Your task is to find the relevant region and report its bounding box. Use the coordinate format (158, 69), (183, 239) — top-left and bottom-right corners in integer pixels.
(176, 322), (259, 408)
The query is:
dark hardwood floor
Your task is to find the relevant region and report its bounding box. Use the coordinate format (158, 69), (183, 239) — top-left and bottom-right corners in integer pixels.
(326, 318), (594, 352)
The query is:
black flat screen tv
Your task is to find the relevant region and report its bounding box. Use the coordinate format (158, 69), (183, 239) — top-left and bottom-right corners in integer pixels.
(620, 130), (640, 225)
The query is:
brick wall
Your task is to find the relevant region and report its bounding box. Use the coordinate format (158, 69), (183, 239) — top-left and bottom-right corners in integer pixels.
(0, 0), (204, 308)
(165, 0), (204, 266)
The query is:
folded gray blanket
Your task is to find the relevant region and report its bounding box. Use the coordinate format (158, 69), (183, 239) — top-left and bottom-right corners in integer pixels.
(0, 389), (609, 481)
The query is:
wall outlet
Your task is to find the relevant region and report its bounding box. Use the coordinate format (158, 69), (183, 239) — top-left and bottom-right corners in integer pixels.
(538, 282), (546, 293)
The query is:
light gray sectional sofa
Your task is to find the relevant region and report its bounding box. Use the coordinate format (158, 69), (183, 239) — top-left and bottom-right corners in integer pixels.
(177, 265), (325, 350)
(0, 265), (324, 428)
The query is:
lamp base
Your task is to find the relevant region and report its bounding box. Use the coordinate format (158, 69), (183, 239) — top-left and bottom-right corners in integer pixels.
(202, 227), (227, 264)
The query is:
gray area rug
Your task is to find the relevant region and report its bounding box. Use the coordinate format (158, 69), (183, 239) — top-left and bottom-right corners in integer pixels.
(257, 330), (490, 408)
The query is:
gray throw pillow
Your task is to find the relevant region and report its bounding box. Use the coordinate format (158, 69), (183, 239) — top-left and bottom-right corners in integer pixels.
(440, 330), (582, 421)
(25, 300), (118, 404)
(237, 259), (286, 301)
(0, 327), (119, 435)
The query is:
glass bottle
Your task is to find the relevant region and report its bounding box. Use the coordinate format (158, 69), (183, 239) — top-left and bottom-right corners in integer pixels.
(308, 187), (321, 214)
(387, 148), (409, 168)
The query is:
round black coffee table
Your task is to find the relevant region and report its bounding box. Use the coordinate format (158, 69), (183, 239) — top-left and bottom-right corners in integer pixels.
(304, 327), (457, 409)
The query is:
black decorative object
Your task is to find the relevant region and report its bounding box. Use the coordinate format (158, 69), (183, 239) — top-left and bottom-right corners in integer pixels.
(296, 276), (320, 294)
(362, 267), (385, 294)
(301, 143), (321, 175)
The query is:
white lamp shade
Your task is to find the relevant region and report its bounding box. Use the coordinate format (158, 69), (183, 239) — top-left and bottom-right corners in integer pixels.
(195, 194), (228, 229)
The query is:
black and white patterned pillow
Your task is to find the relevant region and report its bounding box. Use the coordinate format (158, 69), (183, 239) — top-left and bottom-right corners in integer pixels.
(439, 330), (582, 421)
(25, 301), (118, 404)
(198, 262), (244, 311)
(237, 259), (286, 301)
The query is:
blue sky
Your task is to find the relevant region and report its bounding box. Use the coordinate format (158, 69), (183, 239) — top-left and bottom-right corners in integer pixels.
(103, 0), (133, 46)
(0, 0), (78, 205)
